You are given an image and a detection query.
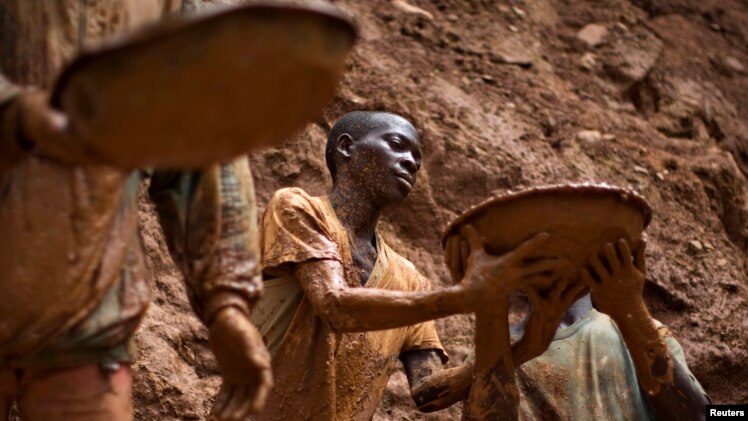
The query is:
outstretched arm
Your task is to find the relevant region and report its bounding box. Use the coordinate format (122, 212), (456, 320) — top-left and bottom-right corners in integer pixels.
(582, 239), (709, 421)
(409, 229), (583, 414)
(294, 229), (563, 332)
(295, 258), (472, 331)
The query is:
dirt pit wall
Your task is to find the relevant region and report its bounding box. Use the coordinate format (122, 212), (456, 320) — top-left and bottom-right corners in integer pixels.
(134, 0), (748, 419)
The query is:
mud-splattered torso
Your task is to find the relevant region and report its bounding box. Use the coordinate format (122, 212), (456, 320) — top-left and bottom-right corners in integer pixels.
(257, 187), (446, 421)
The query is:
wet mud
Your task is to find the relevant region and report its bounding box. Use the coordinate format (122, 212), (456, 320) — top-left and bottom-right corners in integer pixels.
(129, 0), (748, 419)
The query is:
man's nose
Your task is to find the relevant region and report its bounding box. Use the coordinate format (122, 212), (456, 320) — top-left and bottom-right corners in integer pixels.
(401, 155), (418, 174)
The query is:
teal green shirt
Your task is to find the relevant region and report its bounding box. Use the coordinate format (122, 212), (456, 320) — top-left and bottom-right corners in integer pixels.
(512, 310), (707, 420)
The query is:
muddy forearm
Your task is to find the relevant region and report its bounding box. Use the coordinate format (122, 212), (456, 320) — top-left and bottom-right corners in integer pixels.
(412, 363), (473, 412)
(411, 326), (557, 413)
(614, 303), (673, 395)
(325, 284), (472, 332)
(616, 304), (707, 420)
(296, 260), (474, 332)
(646, 356), (709, 421)
(464, 298), (518, 421)
(1, 75), (95, 167)
(412, 339), (547, 413)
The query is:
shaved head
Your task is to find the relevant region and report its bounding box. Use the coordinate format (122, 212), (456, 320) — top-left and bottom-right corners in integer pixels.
(325, 111), (415, 183)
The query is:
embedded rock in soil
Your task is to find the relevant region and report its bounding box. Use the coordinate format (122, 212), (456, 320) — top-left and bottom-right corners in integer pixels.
(577, 23), (609, 48)
(134, 0), (748, 419)
(599, 24), (664, 90)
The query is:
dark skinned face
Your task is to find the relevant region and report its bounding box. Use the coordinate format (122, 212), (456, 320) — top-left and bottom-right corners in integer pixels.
(337, 116), (422, 206)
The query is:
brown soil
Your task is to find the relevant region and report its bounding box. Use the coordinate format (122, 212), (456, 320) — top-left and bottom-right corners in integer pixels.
(134, 0), (748, 419)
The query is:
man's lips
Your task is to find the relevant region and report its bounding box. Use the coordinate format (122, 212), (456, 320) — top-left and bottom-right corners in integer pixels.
(394, 173), (414, 187)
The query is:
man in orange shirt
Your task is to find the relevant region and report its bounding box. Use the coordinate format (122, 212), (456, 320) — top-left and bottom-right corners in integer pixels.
(252, 111), (566, 420)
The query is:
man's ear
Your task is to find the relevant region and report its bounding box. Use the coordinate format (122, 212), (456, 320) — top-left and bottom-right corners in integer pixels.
(336, 133), (353, 158)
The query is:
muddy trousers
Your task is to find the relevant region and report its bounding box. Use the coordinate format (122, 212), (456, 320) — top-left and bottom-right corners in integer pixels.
(0, 364), (132, 420)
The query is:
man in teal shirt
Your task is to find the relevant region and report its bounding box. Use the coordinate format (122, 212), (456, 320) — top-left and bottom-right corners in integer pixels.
(415, 238), (710, 420)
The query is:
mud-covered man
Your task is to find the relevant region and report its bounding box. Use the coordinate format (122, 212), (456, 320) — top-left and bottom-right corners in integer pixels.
(252, 111), (567, 420)
(415, 236), (711, 420)
(0, 2), (270, 420)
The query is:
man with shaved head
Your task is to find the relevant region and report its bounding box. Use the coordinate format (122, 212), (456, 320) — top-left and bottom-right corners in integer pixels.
(252, 111), (566, 420)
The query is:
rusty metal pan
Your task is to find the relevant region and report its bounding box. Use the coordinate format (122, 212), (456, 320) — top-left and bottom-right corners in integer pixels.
(51, 2), (357, 168)
(443, 184), (652, 272)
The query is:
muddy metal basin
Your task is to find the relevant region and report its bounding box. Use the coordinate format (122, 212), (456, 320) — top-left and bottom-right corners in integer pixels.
(51, 1), (357, 168)
(442, 184), (652, 282)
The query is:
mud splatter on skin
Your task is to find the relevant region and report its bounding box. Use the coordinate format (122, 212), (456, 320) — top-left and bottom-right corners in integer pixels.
(446, 185), (651, 418)
(131, 0), (746, 418)
(253, 111), (530, 420)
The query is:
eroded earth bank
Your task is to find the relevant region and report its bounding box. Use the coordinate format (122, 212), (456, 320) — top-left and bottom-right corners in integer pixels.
(134, 0), (748, 419)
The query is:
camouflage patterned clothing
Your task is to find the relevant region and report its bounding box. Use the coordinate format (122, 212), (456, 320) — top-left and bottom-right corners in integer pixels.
(149, 160), (263, 322)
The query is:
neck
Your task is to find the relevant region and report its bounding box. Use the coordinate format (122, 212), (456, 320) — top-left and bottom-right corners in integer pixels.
(513, 292), (594, 336)
(558, 293), (594, 329)
(328, 182), (381, 244)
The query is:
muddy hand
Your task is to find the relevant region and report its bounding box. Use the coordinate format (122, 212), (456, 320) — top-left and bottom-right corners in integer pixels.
(14, 89), (99, 163)
(209, 307), (273, 421)
(512, 277), (585, 365)
(581, 238), (647, 321)
(459, 226), (567, 305)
